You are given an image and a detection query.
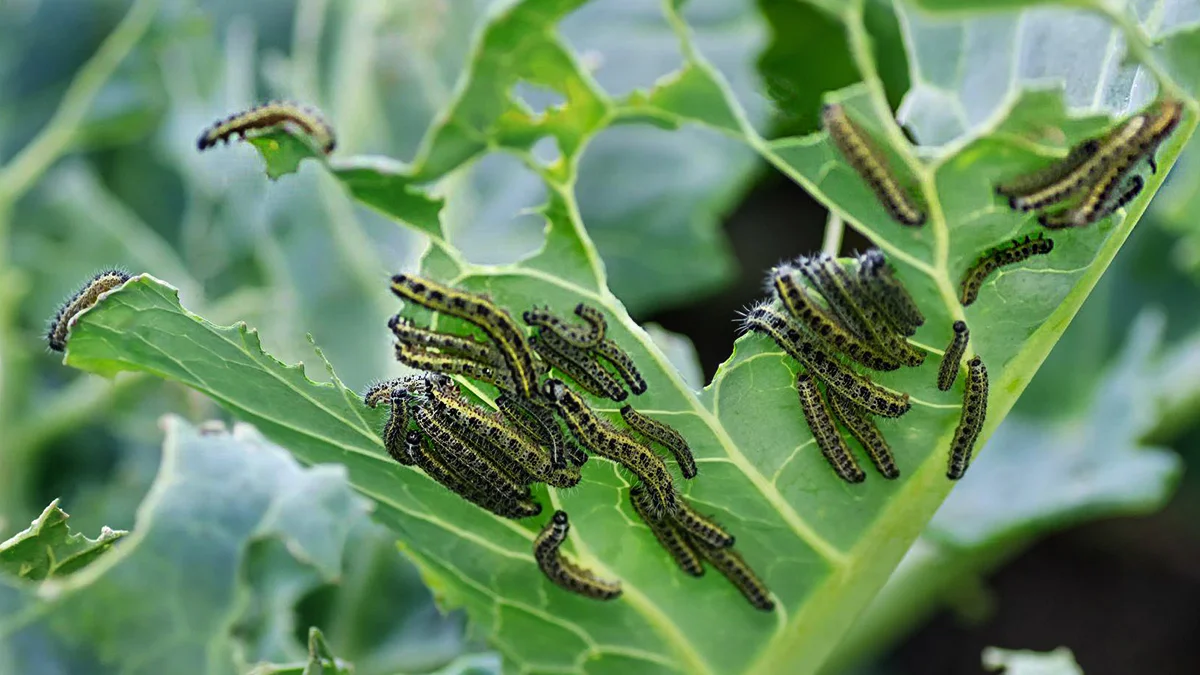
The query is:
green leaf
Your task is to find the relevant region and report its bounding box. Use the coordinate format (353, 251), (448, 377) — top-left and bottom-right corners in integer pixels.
(0, 499), (125, 581)
(983, 646), (1084, 675)
(247, 627), (355, 675)
(0, 417), (371, 675)
(52, 1), (1200, 674)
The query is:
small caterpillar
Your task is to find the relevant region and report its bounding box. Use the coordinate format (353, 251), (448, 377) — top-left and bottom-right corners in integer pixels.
(363, 379), (418, 465)
(534, 511), (622, 601)
(496, 393), (573, 470)
(807, 255), (925, 367)
(197, 101), (336, 154)
(540, 379), (679, 518)
(47, 269), (132, 352)
(771, 264), (901, 372)
(523, 306), (603, 349)
(669, 497), (735, 549)
(389, 315), (506, 367)
(390, 274), (540, 399)
(403, 430), (542, 519)
(530, 332), (628, 402)
(827, 392), (899, 479)
(947, 356), (989, 480)
(999, 115), (1148, 212)
(741, 304), (911, 418)
(856, 249), (925, 336)
(620, 405), (697, 479)
(995, 139), (1100, 208)
(958, 234), (1054, 307)
(1038, 160), (1147, 229)
(822, 103), (925, 227)
(574, 303), (608, 340)
(630, 487), (705, 576)
(936, 321), (969, 391)
(414, 405), (530, 504)
(393, 342), (515, 391)
(796, 373), (866, 484)
(692, 541), (775, 612)
(595, 338), (648, 395)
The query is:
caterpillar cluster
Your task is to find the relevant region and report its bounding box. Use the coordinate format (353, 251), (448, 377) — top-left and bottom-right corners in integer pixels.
(996, 99), (1180, 229)
(197, 102), (336, 154)
(741, 249), (925, 483)
(368, 275), (771, 610)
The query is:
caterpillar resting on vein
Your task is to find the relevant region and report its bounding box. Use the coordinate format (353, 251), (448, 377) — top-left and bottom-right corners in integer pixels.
(822, 103), (925, 227)
(197, 101), (336, 154)
(937, 321), (970, 391)
(947, 356), (989, 480)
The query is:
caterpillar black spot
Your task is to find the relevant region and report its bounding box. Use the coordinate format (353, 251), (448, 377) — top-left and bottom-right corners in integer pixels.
(947, 356), (989, 480)
(822, 103), (925, 227)
(534, 511), (622, 601)
(936, 321), (969, 391)
(389, 274), (540, 399)
(827, 391), (898, 480)
(47, 269), (132, 352)
(958, 234), (1054, 307)
(795, 373), (866, 484)
(197, 101), (336, 154)
(620, 405), (697, 479)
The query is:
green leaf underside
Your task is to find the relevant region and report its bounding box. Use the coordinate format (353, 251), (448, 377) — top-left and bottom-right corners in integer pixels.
(0, 500), (125, 581)
(0, 418), (369, 675)
(55, 1), (1200, 674)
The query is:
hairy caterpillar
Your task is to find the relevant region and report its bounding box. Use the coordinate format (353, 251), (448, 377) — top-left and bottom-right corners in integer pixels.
(47, 269), (132, 352)
(534, 511), (622, 600)
(389, 315), (506, 367)
(414, 405), (531, 504)
(620, 405), (697, 480)
(740, 304), (911, 418)
(540, 379), (679, 518)
(693, 541), (775, 612)
(629, 486), (705, 577)
(995, 139), (1100, 209)
(197, 101), (336, 154)
(523, 306), (603, 349)
(530, 331), (628, 402)
(822, 103), (925, 227)
(795, 373), (866, 484)
(827, 391), (899, 480)
(856, 249), (925, 336)
(594, 338), (648, 395)
(669, 498), (735, 549)
(403, 431), (542, 519)
(958, 234), (1054, 307)
(936, 321), (969, 391)
(393, 342), (515, 391)
(947, 356), (989, 480)
(390, 274), (541, 399)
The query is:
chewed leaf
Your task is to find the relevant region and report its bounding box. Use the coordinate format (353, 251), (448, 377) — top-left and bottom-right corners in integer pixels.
(0, 500), (125, 581)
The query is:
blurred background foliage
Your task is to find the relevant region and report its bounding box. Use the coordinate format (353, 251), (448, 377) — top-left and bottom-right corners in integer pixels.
(1, 0), (1199, 673)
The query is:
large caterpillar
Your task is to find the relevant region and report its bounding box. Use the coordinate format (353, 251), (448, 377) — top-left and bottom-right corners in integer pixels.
(197, 101), (336, 154)
(958, 235), (1054, 307)
(822, 103), (925, 227)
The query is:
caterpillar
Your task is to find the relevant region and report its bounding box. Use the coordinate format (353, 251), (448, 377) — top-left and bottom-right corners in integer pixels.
(620, 405), (697, 479)
(805, 255), (925, 367)
(197, 101), (336, 154)
(827, 391), (899, 480)
(998, 114), (1148, 212)
(995, 139), (1100, 209)
(574, 303), (608, 340)
(390, 274), (541, 399)
(403, 430), (542, 519)
(958, 234), (1054, 307)
(795, 373), (866, 484)
(47, 269), (132, 352)
(540, 379), (679, 518)
(530, 331), (628, 402)
(1040, 173), (1146, 229)
(414, 405), (531, 504)
(363, 379), (418, 465)
(947, 356), (989, 480)
(741, 304), (911, 418)
(389, 315), (506, 367)
(822, 103), (925, 227)
(393, 342), (515, 391)
(771, 264), (901, 372)
(523, 306), (603, 349)
(534, 511), (622, 601)
(629, 486), (705, 577)
(936, 321), (970, 391)
(692, 541), (775, 612)
(595, 338), (648, 395)
(496, 394), (574, 470)
(669, 497), (735, 549)
(856, 249), (925, 336)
